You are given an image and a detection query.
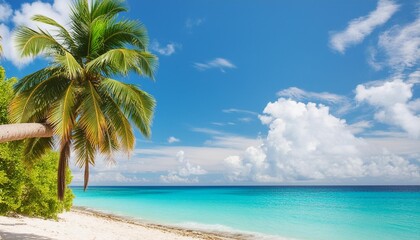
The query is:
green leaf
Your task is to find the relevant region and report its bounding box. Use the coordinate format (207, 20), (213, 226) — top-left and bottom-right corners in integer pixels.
(23, 137), (54, 164)
(54, 52), (83, 79)
(86, 49), (157, 78)
(77, 81), (107, 145)
(48, 81), (77, 138)
(73, 127), (95, 190)
(101, 78), (155, 137)
(15, 27), (66, 57)
(31, 14), (76, 51)
(100, 91), (134, 151)
(10, 76), (69, 123)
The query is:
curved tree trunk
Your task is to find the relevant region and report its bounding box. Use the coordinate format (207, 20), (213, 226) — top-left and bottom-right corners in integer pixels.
(0, 123), (54, 143)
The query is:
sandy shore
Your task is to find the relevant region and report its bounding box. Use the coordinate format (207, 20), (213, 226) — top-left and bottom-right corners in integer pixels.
(0, 207), (251, 240)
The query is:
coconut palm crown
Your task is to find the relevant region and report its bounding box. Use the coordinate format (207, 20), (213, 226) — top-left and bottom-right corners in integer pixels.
(10, 0), (157, 199)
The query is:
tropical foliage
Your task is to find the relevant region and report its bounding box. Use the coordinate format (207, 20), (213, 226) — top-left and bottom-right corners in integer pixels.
(18, 151), (74, 218)
(0, 68), (73, 218)
(10, 0), (157, 199)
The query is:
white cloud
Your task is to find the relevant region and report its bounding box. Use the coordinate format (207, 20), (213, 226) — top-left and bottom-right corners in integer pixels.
(277, 87), (352, 115)
(150, 41), (178, 56)
(238, 117), (252, 123)
(222, 108), (258, 116)
(204, 135), (262, 150)
(330, 0), (399, 53)
(0, 0), (71, 67)
(191, 127), (225, 136)
(194, 58), (236, 72)
(355, 78), (420, 138)
(225, 98), (419, 183)
(69, 132), (260, 185)
(160, 150), (207, 183)
(185, 18), (204, 31)
(167, 136), (180, 144)
(211, 122), (235, 126)
(372, 16), (420, 71)
(0, 23), (33, 66)
(72, 172), (149, 185)
(348, 120), (373, 134)
(12, 0), (69, 29)
(367, 46), (383, 71)
(277, 87), (346, 104)
(363, 137), (420, 157)
(0, 3), (12, 22)
(407, 70), (420, 84)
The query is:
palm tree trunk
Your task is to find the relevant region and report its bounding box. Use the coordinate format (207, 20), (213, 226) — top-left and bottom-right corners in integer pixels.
(0, 123), (54, 143)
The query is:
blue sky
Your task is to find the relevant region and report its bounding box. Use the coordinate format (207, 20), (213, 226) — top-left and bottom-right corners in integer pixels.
(0, 0), (419, 185)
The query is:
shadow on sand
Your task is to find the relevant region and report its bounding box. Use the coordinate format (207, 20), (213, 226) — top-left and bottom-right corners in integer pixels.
(0, 231), (53, 240)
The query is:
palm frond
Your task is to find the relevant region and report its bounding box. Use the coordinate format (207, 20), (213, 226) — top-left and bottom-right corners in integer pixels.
(77, 80), (107, 145)
(102, 20), (149, 52)
(32, 14), (76, 51)
(91, 0), (127, 21)
(101, 78), (155, 137)
(15, 26), (66, 57)
(100, 91), (135, 151)
(23, 137), (55, 164)
(10, 76), (70, 123)
(48, 81), (77, 138)
(86, 49), (157, 78)
(100, 122), (119, 164)
(88, 18), (107, 59)
(14, 67), (56, 93)
(54, 51), (83, 79)
(58, 139), (70, 200)
(69, 0), (90, 57)
(73, 127), (95, 190)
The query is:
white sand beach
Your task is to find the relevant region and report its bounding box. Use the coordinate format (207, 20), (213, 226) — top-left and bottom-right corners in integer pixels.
(0, 208), (245, 240)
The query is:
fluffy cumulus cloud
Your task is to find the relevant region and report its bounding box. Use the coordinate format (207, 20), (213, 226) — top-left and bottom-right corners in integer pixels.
(0, 3), (12, 22)
(225, 98), (419, 183)
(330, 0), (399, 53)
(0, 0), (71, 67)
(194, 58), (236, 72)
(356, 78), (420, 138)
(160, 151), (207, 183)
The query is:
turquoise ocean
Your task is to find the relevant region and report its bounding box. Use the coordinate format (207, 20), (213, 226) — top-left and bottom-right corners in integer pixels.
(72, 186), (420, 240)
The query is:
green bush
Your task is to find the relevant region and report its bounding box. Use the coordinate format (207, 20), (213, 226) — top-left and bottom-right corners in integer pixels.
(19, 151), (74, 218)
(0, 142), (24, 214)
(0, 66), (74, 219)
(0, 68), (24, 214)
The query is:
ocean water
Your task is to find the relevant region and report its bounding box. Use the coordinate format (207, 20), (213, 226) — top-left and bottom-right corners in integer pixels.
(72, 186), (420, 240)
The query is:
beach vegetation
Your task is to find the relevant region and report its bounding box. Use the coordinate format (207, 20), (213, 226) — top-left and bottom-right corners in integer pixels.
(1, 0), (157, 200)
(0, 67), (73, 219)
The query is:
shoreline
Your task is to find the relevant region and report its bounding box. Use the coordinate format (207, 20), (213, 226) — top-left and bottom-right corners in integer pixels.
(71, 206), (254, 240)
(0, 207), (256, 240)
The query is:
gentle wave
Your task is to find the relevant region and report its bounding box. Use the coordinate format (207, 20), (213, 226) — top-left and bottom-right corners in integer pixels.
(175, 221), (296, 240)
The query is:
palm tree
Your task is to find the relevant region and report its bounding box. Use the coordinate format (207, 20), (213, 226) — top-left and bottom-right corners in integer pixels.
(2, 0), (157, 200)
